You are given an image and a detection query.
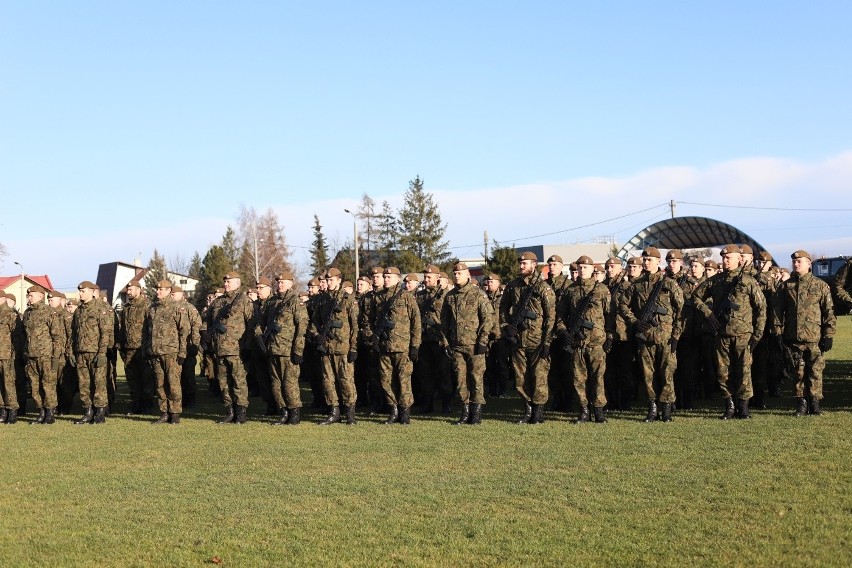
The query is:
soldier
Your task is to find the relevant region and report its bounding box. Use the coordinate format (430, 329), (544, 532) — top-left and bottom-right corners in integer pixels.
(704, 259), (719, 279)
(414, 264), (451, 414)
(171, 285), (201, 409)
(0, 292), (22, 424)
(71, 281), (113, 425)
(618, 247), (685, 422)
(440, 262), (493, 425)
(266, 272), (307, 425)
(251, 277), (275, 415)
(545, 254), (572, 413)
(739, 244), (755, 274)
(209, 272), (255, 424)
(668, 251), (702, 410)
(308, 267), (359, 425)
(361, 266), (386, 414)
(751, 251), (780, 406)
(303, 277), (325, 410)
(200, 288), (223, 396)
(21, 285), (65, 425)
(144, 280), (189, 424)
(353, 276), (373, 407)
(483, 273), (510, 398)
(557, 256), (613, 423)
(772, 250), (836, 416)
(46, 290), (73, 414)
(93, 285), (119, 413)
(832, 257), (852, 313)
(60, 298), (79, 413)
(692, 245), (766, 419)
(604, 257), (632, 411)
(405, 273), (420, 293)
(374, 267), (421, 425)
(500, 252), (556, 424)
(118, 279), (152, 414)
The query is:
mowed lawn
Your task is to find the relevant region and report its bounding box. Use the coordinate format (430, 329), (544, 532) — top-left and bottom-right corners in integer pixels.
(2, 320), (851, 567)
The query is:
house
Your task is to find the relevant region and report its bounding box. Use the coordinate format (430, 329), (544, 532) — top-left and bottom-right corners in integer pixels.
(0, 274), (55, 312)
(96, 261), (200, 307)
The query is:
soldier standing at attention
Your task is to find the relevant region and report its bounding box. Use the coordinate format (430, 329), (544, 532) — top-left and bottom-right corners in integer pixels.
(266, 272), (307, 425)
(751, 251), (779, 406)
(0, 293), (22, 424)
(545, 254), (572, 413)
(353, 276), (373, 408)
(210, 272), (255, 424)
(772, 250), (836, 416)
(144, 280), (189, 424)
(500, 252), (556, 425)
(618, 248), (685, 423)
(374, 267), (421, 425)
(251, 277), (275, 415)
(171, 285), (201, 409)
(414, 264), (450, 414)
(309, 268), (360, 425)
(303, 277), (325, 410)
(22, 285), (65, 425)
(71, 281), (113, 425)
(832, 257), (852, 313)
(692, 245), (766, 419)
(666, 251), (702, 410)
(361, 267), (386, 414)
(119, 279), (152, 414)
(441, 262), (493, 425)
(603, 257), (631, 411)
(46, 291), (71, 415)
(483, 273), (509, 398)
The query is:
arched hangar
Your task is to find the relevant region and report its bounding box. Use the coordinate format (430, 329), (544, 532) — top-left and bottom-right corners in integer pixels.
(616, 216), (768, 260)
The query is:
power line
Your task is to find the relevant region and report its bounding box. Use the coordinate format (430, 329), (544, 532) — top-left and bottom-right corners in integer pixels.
(679, 201), (852, 212)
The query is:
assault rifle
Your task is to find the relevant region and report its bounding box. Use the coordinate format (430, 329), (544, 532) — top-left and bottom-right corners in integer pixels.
(504, 272), (542, 345)
(562, 282), (599, 354)
(316, 293), (346, 355)
(635, 274), (668, 342)
(776, 335), (804, 379)
(372, 286), (405, 352)
(708, 268), (746, 335)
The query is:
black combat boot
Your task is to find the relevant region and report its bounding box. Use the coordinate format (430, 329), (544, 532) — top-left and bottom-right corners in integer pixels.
(5, 409), (17, 425)
(32, 407), (45, 425)
(454, 404), (470, 425)
(0, 408), (6, 423)
(44, 408), (56, 425)
(235, 406), (247, 424)
(319, 406), (340, 426)
(661, 402), (673, 422)
(721, 397), (735, 420)
(736, 398), (751, 419)
(218, 404), (235, 424)
(593, 406), (607, 423)
(517, 402), (532, 424)
(794, 397), (808, 417)
(345, 405), (357, 425)
(469, 403), (482, 425)
(532, 404), (544, 424)
(576, 405), (590, 423)
(384, 405), (399, 425)
(288, 408), (301, 425)
(644, 401), (658, 423)
(272, 407), (289, 426)
(74, 407), (94, 425)
(170, 413), (181, 424)
(399, 406), (411, 425)
(152, 413), (169, 424)
(93, 407), (106, 424)
(810, 398), (822, 416)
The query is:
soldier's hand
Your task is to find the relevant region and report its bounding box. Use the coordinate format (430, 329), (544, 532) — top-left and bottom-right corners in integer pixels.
(66, 355), (77, 368)
(705, 314), (721, 333)
(443, 346), (453, 359)
(540, 344), (550, 359)
(819, 337), (833, 352)
(748, 336), (759, 352)
(668, 337), (678, 352)
(474, 343), (488, 355)
(94, 354), (106, 368)
(291, 353), (304, 365)
(177, 356), (186, 365)
(347, 351), (358, 363)
(188, 345), (199, 357)
(408, 346), (419, 362)
(635, 321), (652, 334)
(603, 337), (613, 354)
(504, 324), (518, 338)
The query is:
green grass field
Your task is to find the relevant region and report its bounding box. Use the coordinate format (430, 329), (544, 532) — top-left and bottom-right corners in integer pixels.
(2, 320), (851, 567)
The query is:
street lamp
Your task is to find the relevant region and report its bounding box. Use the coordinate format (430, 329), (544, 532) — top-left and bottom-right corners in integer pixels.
(13, 261), (23, 312)
(344, 209), (359, 280)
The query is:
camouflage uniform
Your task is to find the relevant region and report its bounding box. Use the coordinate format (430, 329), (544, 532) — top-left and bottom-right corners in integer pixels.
(118, 293), (152, 412)
(546, 272), (574, 412)
(485, 286), (510, 397)
(144, 295), (190, 416)
(303, 294), (325, 408)
(441, 279), (493, 407)
(375, 283), (421, 414)
(604, 274), (633, 410)
(178, 299), (201, 407)
(266, 289), (307, 413)
(751, 268), (781, 403)
(0, 303), (22, 416)
(415, 285), (451, 412)
(210, 289), (255, 410)
(200, 304), (218, 392)
(833, 259), (852, 312)
(72, 298), (113, 414)
(668, 268), (702, 410)
(250, 295), (274, 411)
(22, 301), (65, 413)
(308, 287), (359, 411)
(57, 304), (76, 413)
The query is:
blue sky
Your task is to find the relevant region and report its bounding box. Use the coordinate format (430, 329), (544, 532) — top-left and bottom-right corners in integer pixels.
(2, 1), (851, 288)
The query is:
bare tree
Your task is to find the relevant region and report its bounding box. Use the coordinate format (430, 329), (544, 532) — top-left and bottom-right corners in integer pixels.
(235, 205), (294, 282)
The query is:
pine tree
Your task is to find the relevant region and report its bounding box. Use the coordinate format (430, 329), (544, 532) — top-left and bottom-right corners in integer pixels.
(196, 245), (231, 308)
(488, 242), (519, 284)
(397, 175), (450, 267)
(310, 214), (330, 276)
(221, 226), (239, 271)
(188, 252), (203, 279)
(375, 200), (399, 268)
(144, 249), (169, 300)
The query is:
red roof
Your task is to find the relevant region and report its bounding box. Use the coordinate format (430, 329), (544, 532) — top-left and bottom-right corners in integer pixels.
(0, 275), (55, 291)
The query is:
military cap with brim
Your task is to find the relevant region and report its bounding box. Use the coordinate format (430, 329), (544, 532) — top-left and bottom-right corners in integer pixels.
(547, 255), (563, 263)
(423, 264), (440, 274)
(791, 250), (812, 261)
(518, 251), (538, 262)
(276, 271), (295, 281)
(575, 255), (594, 266)
(452, 261), (468, 271)
(326, 268), (342, 278)
(78, 280), (97, 290)
(27, 285), (47, 295)
(720, 244), (741, 256)
(665, 249), (683, 260)
(740, 244), (754, 255)
(223, 271), (241, 280)
(384, 267), (401, 275)
(256, 276), (272, 287)
(642, 247), (661, 258)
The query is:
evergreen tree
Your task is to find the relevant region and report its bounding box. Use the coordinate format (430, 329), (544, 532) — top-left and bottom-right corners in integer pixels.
(144, 249), (169, 300)
(488, 242), (519, 284)
(196, 245), (231, 308)
(310, 214), (330, 276)
(221, 225), (239, 270)
(375, 200), (399, 268)
(397, 175), (450, 267)
(188, 251), (203, 279)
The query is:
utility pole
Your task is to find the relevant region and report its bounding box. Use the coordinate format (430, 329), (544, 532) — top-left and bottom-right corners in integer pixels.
(670, 200), (677, 219)
(345, 209), (359, 279)
(483, 231), (489, 268)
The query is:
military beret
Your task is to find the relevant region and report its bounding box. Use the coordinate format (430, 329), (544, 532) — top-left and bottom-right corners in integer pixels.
(423, 264), (440, 274)
(358, 276), (371, 284)
(568, 262), (578, 271)
(384, 267), (401, 275)
(308, 278), (321, 287)
(404, 273), (420, 283)
(154, 280), (172, 289)
(720, 244), (741, 256)
(4, 293), (15, 302)
(326, 268), (342, 278)
(93, 284), (101, 291)
(298, 292), (309, 299)
(370, 266), (384, 275)
(66, 298), (77, 305)
(704, 259), (719, 269)
(759, 251), (773, 262)
(439, 272), (449, 280)
(642, 247), (661, 259)
(78, 280), (97, 290)
(594, 264), (605, 273)
(518, 251), (538, 262)
(276, 271), (295, 281)
(665, 249), (683, 261)
(453, 261), (469, 271)
(342, 280), (353, 289)
(127, 279), (142, 289)
(627, 257), (642, 266)
(791, 250), (812, 261)
(484, 272), (501, 282)
(171, 285), (184, 293)
(223, 271), (241, 280)
(256, 277), (272, 288)
(48, 290), (66, 299)
(687, 257), (703, 265)
(605, 257), (621, 266)
(739, 244), (754, 255)
(575, 255), (594, 266)
(27, 285), (47, 295)
(547, 255), (563, 264)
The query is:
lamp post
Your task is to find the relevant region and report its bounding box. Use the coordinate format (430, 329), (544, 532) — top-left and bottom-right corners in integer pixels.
(13, 261), (24, 312)
(344, 209), (359, 280)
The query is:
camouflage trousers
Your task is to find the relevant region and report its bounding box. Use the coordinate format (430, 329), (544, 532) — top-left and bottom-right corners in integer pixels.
(570, 344), (607, 408)
(0, 358), (18, 410)
(714, 335), (753, 401)
(122, 349), (153, 408)
(181, 352), (198, 405)
(380, 351), (414, 409)
(216, 355), (249, 408)
(512, 346), (550, 406)
(269, 354), (301, 409)
(485, 338), (511, 397)
(636, 341), (676, 404)
(449, 346), (486, 405)
(789, 342), (825, 400)
(151, 353), (182, 414)
(26, 356), (58, 410)
(605, 340), (634, 409)
(76, 352), (108, 409)
(320, 353), (357, 408)
(752, 335), (783, 397)
(252, 347), (270, 404)
(675, 335), (702, 407)
(415, 341), (452, 406)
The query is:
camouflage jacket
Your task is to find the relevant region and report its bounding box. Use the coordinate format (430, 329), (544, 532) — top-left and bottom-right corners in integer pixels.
(756, 270), (778, 332)
(49, 305), (71, 356)
(180, 300), (201, 350)
(0, 304), (22, 361)
(485, 288), (503, 340)
(440, 280), (493, 348)
(547, 273), (573, 308)
(308, 288), (359, 355)
(22, 302), (66, 359)
(499, 272), (556, 350)
(143, 296), (190, 357)
(669, 271), (703, 338)
(416, 286), (446, 344)
(692, 268), (766, 340)
(265, 290), (308, 357)
(556, 279), (613, 348)
(118, 294), (149, 350)
(619, 269), (685, 344)
(72, 299), (113, 355)
(832, 259), (852, 310)
(373, 284), (421, 354)
(209, 289), (255, 356)
(772, 272), (836, 344)
(605, 275), (630, 342)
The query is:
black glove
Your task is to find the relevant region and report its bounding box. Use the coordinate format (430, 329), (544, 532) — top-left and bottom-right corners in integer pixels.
(444, 347), (453, 359)
(474, 343), (488, 355)
(291, 353), (303, 365)
(603, 337), (613, 354)
(187, 345), (199, 357)
(504, 324), (518, 338)
(705, 313), (721, 334)
(177, 356), (186, 366)
(819, 337), (833, 352)
(66, 354), (77, 368)
(635, 321), (652, 334)
(347, 351), (358, 363)
(748, 336), (760, 352)
(668, 337), (678, 352)
(408, 347), (419, 362)
(540, 344), (550, 359)
(94, 354), (106, 368)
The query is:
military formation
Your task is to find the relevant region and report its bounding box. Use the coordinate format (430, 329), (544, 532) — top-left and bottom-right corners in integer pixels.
(0, 246), (844, 426)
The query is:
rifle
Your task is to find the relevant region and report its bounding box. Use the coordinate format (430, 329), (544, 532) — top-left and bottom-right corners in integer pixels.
(504, 271), (542, 345)
(372, 285), (405, 352)
(420, 288), (444, 341)
(776, 335), (803, 379)
(635, 274), (668, 342)
(562, 282), (599, 354)
(708, 268), (746, 335)
(315, 292), (346, 355)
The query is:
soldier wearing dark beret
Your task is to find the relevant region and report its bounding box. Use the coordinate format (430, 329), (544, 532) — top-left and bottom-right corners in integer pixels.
(414, 264), (451, 415)
(145, 279), (190, 424)
(545, 254), (572, 413)
(71, 280), (113, 424)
